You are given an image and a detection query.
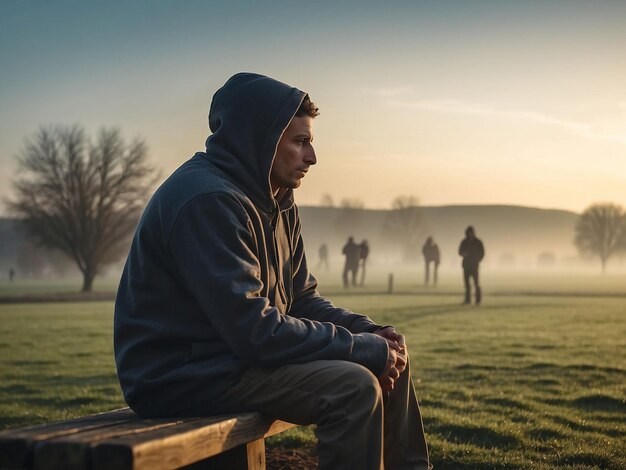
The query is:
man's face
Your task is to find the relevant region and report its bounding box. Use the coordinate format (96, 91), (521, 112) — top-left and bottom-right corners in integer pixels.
(270, 116), (316, 194)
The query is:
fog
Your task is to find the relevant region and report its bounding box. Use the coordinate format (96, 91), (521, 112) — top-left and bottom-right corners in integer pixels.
(2, 203), (626, 289)
(298, 205), (626, 276)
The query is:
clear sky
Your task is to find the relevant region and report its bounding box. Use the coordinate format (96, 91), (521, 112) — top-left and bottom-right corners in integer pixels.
(1, 0), (625, 213)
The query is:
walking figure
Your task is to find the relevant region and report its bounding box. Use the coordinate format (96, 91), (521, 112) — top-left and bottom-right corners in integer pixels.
(359, 239), (369, 287)
(317, 243), (329, 270)
(458, 226), (485, 305)
(422, 237), (440, 286)
(342, 236), (360, 288)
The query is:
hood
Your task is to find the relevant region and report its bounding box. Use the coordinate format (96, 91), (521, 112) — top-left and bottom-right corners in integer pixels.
(205, 73), (306, 213)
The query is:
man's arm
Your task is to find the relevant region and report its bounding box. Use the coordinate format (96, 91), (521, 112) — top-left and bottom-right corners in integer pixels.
(287, 208), (410, 391)
(168, 193), (388, 374)
(459, 239), (466, 257)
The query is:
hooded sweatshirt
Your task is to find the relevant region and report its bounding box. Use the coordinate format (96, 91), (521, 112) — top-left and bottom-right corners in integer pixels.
(114, 73), (389, 417)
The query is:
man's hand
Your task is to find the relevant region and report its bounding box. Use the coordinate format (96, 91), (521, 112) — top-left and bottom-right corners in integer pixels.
(374, 326), (407, 374)
(378, 346), (399, 393)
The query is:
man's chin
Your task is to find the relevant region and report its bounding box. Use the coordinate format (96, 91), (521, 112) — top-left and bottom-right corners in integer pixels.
(276, 178), (302, 191)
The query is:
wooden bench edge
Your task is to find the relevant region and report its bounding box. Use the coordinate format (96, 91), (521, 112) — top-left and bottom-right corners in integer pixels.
(91, 414), (298, 470)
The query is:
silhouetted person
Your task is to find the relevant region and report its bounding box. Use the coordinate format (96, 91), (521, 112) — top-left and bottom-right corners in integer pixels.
(9, 267), (15, 282)
(342, 236), (360, 288)
(359, 239), (369, 287)
(422, 237), (440, 286)
(458, 226), (485, 305)
(317, 243), (329, 270)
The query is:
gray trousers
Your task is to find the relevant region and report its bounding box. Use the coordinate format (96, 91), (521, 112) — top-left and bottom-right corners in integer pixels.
(209, 357), (430, 470)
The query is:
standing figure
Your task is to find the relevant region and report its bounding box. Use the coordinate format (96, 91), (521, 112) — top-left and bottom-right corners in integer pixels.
(9, 267), (15, 282)
(342, 236), (360, 288)
(458, 226), (485, 305)
(359, 239), (369, 287)
(422, 237), (440, 286)
(114, 73), (430, 470)
(317, 243), (329, 270)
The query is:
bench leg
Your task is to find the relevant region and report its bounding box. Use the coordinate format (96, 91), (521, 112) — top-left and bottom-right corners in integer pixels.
(245, 438), (266, 470)
(182, 438), (266, 470)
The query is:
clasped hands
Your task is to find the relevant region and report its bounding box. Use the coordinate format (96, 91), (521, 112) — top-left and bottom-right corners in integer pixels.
(374, 326), (407, 393)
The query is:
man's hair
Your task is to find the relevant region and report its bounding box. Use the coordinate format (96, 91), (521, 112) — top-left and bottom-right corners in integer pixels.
(295, 94), (319, 118)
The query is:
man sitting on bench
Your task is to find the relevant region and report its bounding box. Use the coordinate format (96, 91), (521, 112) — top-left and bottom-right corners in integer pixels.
(114, 73), (430, 470)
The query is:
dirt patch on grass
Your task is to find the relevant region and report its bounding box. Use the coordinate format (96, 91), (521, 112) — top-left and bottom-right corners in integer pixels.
(267, 446), (317, 469)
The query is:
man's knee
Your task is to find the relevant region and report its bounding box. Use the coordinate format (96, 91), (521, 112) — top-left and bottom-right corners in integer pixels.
(340, 363), (382, 408)
(320, 362), (382, 415)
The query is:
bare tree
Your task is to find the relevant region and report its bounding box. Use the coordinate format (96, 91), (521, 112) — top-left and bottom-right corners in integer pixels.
(320, 193), (335, 207)
(575, 203), (626, 273)
(386, 195), (421, 260)
(7, 125), (159, 291)
(390, 195), (419, 211)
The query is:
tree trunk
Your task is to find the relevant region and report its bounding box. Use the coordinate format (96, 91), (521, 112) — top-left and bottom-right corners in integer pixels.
(81, 270), (95, 292)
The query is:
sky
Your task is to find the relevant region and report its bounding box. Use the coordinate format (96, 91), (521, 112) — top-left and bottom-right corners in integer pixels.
(1, 0), (625, 213)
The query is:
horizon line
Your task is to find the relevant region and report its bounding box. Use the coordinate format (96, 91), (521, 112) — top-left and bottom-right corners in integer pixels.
(297, 202), (580, 214)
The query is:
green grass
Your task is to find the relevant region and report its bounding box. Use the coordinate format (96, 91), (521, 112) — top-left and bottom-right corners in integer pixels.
(0, 274), (624, 469)
(2, 270), (626, 297)
(313, 268), (626, 297)
(0, 277), (119, 296)
(342, 294), (626, 469)
(0, 302), (124, 428)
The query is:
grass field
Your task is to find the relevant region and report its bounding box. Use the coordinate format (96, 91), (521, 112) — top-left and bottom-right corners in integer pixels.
(0, 272), (624, 469)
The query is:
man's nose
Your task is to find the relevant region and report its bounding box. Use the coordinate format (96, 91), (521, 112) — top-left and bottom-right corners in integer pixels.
(305, 147), (317, 165)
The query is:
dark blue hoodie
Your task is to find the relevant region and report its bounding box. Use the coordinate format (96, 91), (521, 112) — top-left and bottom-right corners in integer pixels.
(114, 73), (389, 417)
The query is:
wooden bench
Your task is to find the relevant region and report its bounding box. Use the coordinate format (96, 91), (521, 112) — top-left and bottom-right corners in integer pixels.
(0, 408), (298, 470)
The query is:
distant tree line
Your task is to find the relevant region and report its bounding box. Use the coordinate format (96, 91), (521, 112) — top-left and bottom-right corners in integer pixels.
(320, 193), (423, 261)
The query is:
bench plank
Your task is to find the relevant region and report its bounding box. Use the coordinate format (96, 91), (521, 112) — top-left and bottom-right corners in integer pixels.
(33, 417), (212, 470)
(0, 409), (298, 470)
(0, 409), (136, 469)
(92, 413), (296, 470)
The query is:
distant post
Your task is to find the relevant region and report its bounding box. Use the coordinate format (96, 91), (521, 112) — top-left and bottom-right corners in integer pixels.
(388, 273), (394, 294)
